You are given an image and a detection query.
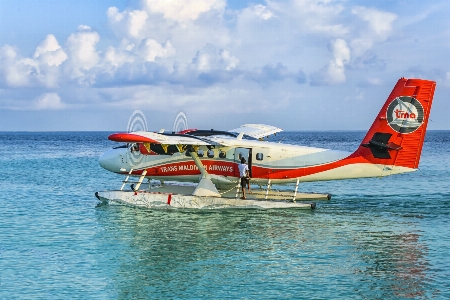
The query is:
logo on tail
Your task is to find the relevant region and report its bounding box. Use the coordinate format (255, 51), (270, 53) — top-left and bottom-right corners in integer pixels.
(386, 96), (424, 134)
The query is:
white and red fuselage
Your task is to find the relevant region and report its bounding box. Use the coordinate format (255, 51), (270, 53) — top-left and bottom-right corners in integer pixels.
(99, 78), (436, 189)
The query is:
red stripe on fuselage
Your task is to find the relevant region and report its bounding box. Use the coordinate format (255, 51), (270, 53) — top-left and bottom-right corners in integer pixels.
(125, 153), (370, 180)
(250, 152), (368, 179)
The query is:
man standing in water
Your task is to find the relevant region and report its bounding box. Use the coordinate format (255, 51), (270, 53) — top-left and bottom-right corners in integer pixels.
(238, 157), (251, 199)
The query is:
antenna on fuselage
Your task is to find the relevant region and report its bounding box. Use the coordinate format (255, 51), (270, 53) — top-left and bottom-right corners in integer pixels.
(277, 136), (286, 143)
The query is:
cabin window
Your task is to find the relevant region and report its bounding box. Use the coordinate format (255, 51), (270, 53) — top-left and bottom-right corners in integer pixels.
(207, 150), (215, 158)
(198, 149), (204, 157)
(256, 153), (264, 161)
(219, 151), (226, 158)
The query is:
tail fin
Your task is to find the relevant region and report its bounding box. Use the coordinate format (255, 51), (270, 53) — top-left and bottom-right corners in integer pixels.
(354, 78), (436, 171)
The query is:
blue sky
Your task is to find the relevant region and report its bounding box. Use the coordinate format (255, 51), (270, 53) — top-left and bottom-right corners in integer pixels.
(0, 0), (449, 131)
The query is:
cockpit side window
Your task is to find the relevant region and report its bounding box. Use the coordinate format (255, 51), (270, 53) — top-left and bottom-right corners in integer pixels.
(130, 143), (139, 152)
(207, 150), (215, 158)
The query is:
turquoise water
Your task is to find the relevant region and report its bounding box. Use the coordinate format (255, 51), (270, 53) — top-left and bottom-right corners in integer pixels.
(0, 131), (449, 299)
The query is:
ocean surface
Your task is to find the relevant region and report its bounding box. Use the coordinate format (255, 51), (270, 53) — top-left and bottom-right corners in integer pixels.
(0, 131), (449, 299)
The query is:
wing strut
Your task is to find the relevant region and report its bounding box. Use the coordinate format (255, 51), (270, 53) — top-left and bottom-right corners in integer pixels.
(189, 151), (221, 197)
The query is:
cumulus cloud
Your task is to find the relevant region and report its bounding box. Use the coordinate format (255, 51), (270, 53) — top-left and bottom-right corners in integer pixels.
(34, 92), (65, 110)
(270, 0), (348, 36)
(143, 0), (225, 21)
(311, 38), (350, 85)
(139, 39), (176, 62)
(352, 6), (397, 38)
(34, 34), (68, 66)
(107, 7), (148, 40)
(65, 25), (100, 81)
(0, 1), (406, 92)
(0, 34), (69, 88)
(0, 92), (65, 110)
(1, 0), (446, 132)
(252, 4), (274, 20)
(350, 6), (397, 57)
(247, 63), (306, 86)
(191, 44), (238, 72)
(0, 45), (37, 87)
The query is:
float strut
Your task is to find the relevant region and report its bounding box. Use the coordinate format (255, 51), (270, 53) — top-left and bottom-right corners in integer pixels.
(134, 170), (147, 191)
(121, 168), (134, 191)
(293, 178), (299, 202)
(235, 179), (241, 199)
(265, 179), (271, 200)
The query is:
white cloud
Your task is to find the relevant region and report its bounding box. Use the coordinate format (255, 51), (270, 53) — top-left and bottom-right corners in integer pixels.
(352, 6), (397, 38)
(367, 77), (382, 86)
(253, 4), (274, 20)
(65, 26), (100, 74)
(220, 50), (239, 71)
(127, 10), (148, 38)
(139, 39), (176, 62)
(34, 34), (68, 66)
(190, 44), (239, 73)
(34, 92), (65, 110)
(445, 72), (450, 87)
(272, 0), (348, 36)
(328, 38), (350, 83)
(103, 46), (132, 68)
(1, 0), (449, 130)
(311, 38), (350, 85)
(0, 36), (68, 88)
(107, 7), (148, 40)
(0, 92), (65, 110)
(143, 0), (225, 21)
(350, 6), (397, 56)
(0, 45), (38, 87)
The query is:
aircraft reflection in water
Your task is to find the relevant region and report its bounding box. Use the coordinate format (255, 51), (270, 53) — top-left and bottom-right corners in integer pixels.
(94, 206), (431, 298)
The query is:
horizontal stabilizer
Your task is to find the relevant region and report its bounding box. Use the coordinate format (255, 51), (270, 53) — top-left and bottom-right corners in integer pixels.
(361, 132), (402, 159)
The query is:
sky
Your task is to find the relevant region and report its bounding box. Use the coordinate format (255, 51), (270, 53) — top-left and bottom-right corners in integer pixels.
(0, 0), (449, 131)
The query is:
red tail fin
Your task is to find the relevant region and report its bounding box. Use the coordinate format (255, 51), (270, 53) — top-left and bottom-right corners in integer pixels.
(354, 78), (436, 170)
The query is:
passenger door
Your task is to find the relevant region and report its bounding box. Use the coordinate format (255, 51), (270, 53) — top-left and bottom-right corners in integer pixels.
(234, 148), (252, 178)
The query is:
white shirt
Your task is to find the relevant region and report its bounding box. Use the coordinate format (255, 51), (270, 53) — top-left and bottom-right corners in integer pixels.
(238, 163), (249, 178)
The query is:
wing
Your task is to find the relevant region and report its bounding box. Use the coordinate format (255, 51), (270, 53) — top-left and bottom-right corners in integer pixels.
(108, 131), (216, 146)
(228, 124), (283, 139)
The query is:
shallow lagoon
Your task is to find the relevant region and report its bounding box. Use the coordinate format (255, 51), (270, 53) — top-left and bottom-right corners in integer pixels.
(0, 131), (449, 299)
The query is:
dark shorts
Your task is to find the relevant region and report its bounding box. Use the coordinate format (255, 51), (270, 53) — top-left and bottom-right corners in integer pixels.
(241, 176), (249, 187)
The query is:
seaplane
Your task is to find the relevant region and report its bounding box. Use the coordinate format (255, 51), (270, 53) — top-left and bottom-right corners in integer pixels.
(96, 78), (436, 209)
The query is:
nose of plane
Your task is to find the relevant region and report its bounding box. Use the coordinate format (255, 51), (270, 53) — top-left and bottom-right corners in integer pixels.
(99, 148), (126, 172)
